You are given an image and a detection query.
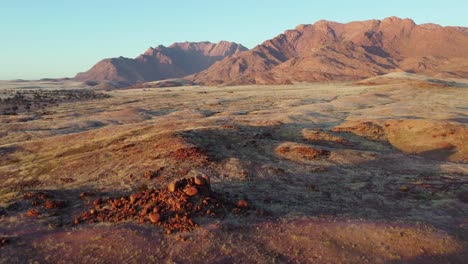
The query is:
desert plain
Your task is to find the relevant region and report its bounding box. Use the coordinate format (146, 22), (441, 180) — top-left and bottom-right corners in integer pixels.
(0, 73), (467, 263)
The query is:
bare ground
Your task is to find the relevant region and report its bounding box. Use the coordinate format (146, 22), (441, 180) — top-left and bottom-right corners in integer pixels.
(0, 75), (467, 263)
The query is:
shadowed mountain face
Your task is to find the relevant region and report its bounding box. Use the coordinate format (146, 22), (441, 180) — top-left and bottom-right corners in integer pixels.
(190, 17), (468, 85)
(75, 41), (248, 87)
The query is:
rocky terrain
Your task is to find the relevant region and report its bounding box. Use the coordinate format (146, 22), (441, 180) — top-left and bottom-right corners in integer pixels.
(0, 73), (467, 263)
(75, 41), (247, 88)
(190, 17), (468, 85)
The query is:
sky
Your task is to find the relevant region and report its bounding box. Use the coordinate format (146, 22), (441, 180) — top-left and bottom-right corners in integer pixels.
(1, 0), (467, 80)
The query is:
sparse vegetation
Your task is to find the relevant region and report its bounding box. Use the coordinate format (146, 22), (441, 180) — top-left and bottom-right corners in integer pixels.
(0, 89), (110, 115)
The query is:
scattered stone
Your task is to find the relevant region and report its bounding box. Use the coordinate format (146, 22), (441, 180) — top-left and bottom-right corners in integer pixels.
(168, 181), (179, 192)
(37, 193), (51, 200)
(23, 192), (50, 200)
(194, 175), (206, 186)
(144, 168), (162, 180)
(400, 185), (409, 192)
(79, 192), (95, 199)
(236, 200), (248, 208)
(26, 209), (41, 217)
(149, 213), (161, 223)
(21, 192), (68, 216)
(183, 187), (198, 196)
(129, 194), (137, 204)
(201, 174), (210, 185)
(93, 198), (102, 207)
(43, 200), (66, 209)
(176, 235), (187, 242)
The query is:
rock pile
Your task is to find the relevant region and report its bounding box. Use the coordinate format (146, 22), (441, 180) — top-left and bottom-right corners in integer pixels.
(74, 175), (248, 234)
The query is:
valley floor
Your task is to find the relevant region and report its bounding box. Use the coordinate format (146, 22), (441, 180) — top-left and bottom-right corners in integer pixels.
(0, 76), (467, 263)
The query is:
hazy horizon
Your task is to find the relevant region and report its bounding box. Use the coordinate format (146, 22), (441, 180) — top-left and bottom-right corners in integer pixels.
(1, 0), (467, 80)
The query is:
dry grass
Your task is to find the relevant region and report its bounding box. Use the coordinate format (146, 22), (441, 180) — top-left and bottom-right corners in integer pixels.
(0, 75), (467, 262)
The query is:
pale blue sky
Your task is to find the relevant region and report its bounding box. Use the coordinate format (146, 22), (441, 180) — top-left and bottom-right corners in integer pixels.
(1, 0), (467, 79)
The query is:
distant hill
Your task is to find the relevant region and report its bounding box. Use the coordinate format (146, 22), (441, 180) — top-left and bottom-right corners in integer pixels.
(189, 17), (468, 85)
(75, 41), (248, 88)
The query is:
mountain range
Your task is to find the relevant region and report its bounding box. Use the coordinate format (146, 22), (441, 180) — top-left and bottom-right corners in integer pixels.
(75, 41), (247, 88)
(76, 17), (468, 87)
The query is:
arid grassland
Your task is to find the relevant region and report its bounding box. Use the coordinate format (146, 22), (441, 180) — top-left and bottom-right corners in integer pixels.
(0, 74), (467, 263)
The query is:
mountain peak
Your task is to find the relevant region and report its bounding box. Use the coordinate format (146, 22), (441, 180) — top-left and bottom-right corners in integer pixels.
(381, 16), (415, 24)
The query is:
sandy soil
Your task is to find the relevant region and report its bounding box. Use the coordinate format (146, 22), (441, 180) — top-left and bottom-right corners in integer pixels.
(0, 74), (467, 263)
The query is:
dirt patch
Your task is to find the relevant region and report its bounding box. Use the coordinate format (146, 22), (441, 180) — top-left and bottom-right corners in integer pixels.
(167, 147), (210, 165)
(302, 128), (348, 145)
(333, 119), (468, 162)
(153, 134), (211, 167)
(258, 218), (465, 263)
(384, 119), (467, 163)
(275, 142), (330, 162)
(4, 179), (43, 193)
(332, 121), (386, 141)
